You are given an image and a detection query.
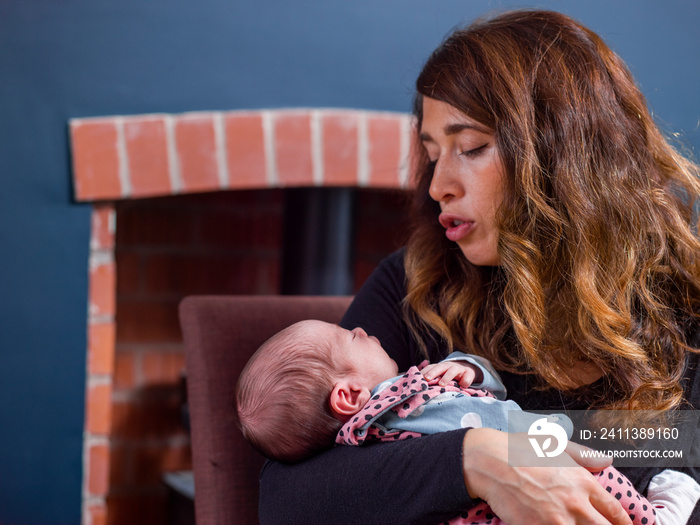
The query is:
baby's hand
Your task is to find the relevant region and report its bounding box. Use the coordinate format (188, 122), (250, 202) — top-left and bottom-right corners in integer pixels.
(421, 361), (483, 388)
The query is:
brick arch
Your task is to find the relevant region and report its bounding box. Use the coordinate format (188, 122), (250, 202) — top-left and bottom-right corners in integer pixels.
(70, 108), (415, 201)
(70, 107), (413, 524)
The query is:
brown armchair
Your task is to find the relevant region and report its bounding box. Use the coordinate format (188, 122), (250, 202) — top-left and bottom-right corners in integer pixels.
(179, 295), (353, 524)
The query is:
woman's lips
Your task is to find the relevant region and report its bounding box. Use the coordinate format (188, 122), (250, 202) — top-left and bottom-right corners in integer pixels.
(439, 213), (474, 242)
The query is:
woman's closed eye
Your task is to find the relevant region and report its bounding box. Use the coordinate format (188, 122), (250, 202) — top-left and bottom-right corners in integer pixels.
(425, 142), (489, 167)
(460, 143), (489, 158)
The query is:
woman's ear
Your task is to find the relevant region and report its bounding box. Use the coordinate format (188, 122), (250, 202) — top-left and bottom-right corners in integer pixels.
(329, 380), (371, 421)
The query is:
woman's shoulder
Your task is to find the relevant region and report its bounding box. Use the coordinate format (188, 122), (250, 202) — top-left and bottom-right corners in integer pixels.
(355, 247), (407, 297)
(377, 247), (407, 275)
(341, 248), (407, 329)
(681, 322), (700, 406)
(686, 322), (700, 349)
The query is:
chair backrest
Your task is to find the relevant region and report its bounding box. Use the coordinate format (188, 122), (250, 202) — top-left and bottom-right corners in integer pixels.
(179, 295), (352, 525)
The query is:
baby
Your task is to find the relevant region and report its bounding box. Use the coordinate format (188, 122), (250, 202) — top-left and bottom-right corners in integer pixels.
(235, 319), (539, 462)
(235, 320), (695, 525)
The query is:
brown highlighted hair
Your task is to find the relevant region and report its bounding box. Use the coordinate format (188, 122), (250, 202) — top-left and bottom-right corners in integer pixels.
(406, 9), (700, 412)
(235, 321), (352, 462)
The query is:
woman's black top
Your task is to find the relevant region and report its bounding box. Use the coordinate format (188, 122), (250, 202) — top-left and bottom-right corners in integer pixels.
(259, 249), (700, 524)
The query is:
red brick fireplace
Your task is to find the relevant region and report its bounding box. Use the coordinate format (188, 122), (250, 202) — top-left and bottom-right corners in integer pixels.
(70, 108), (414, 524)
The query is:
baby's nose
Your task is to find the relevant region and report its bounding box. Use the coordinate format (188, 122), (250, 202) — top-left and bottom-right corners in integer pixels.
(352, 327), (367, 337)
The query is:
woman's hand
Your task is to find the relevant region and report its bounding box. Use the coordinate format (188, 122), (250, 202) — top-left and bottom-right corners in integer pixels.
(462, 428), (632, 525)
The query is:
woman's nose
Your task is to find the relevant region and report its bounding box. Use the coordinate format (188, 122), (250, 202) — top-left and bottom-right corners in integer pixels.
(428, 158), (461, 203)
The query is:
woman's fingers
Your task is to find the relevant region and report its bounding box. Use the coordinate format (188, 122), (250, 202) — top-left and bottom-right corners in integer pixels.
(565, 440), (613, 472)
(589, 481), (634, 525)
(462, 429), (631, 525)
(565, 443), (631, 524)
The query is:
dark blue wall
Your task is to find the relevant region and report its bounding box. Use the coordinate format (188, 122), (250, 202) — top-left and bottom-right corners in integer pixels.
(0, 1), (698, 522)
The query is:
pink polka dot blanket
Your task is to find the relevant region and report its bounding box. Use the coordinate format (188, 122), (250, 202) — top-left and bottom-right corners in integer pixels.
(336, 366), (656, 525)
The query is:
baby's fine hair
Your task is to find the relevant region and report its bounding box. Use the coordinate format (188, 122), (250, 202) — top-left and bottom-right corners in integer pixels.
(235, 320), (353, 462)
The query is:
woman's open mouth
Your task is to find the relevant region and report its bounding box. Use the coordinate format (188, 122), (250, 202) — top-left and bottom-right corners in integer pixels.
(439, 213), (474, 242)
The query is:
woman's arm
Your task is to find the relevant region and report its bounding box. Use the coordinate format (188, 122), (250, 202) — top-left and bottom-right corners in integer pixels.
(260, 428), (634, 525)
(259, 429), (471, 524)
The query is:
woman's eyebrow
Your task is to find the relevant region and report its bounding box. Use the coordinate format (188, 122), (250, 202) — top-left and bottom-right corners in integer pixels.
(420, 122), (488, 143)
(444, 123), (485, 135)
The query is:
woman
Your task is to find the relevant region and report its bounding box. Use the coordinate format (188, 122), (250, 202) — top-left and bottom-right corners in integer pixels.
(259, 9), (700, 524)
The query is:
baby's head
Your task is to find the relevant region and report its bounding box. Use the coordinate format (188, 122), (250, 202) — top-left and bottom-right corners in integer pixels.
(235, 320), (398, 462)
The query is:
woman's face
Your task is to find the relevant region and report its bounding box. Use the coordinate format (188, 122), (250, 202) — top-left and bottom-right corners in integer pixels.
(419, 97), (505, 266)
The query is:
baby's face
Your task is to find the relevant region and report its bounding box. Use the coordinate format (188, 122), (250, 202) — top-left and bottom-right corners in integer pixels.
(325, 323), (399, 388)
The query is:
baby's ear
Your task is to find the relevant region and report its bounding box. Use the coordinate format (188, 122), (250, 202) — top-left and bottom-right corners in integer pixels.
(329, 380), (371, 421)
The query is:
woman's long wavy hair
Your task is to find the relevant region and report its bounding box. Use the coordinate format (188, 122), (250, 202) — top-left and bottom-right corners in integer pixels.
(405, 9), (700, 412)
